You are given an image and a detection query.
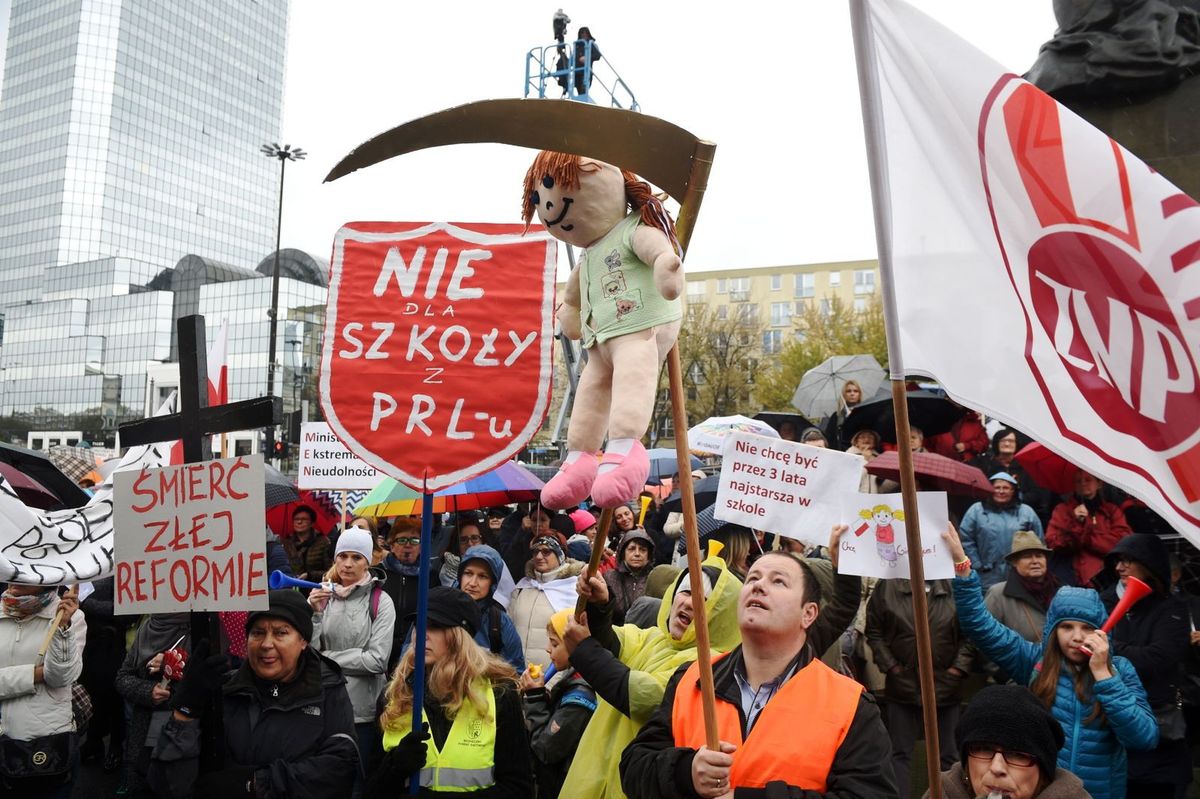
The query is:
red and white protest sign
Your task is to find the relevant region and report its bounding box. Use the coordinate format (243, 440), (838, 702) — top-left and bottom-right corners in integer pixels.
(321, 222), (556, 491)
(113, 454), (268, 614)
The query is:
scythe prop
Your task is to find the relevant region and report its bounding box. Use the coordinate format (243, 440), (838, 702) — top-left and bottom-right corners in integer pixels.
(326, 99), (722, 754)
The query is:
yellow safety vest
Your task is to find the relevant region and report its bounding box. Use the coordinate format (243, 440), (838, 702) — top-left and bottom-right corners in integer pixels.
(382, 682), (496, 792)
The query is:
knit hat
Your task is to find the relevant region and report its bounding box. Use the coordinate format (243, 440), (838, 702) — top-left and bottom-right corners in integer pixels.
(565, 537), (592, 563)
(956, 684), (1064, 778)
(569, 509), (597, 535)
(247, 589), (315, 641)
(548, 608), (572, 638)
(405, 586), (480, 636)
(989, 471), (1019, 486)
(335, 528), (374, 561)
(1004, 530), (1053, 562)
(531, 536), (566, 563)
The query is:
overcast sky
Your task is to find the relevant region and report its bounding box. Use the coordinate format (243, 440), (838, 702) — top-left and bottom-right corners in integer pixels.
(277, 1), (1057, 274)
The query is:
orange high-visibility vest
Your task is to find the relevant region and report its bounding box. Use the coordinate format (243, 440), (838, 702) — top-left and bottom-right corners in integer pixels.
(671, 653), (862, 791)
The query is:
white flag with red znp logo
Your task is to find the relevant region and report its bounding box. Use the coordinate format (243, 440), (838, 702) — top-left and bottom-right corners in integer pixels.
(852, 0), (1200, 541)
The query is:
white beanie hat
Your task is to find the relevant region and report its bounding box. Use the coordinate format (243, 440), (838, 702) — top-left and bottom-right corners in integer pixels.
(335, 528), (374, 562)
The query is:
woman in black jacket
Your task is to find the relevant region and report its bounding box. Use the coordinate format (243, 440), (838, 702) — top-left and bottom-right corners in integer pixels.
(1103, 533), (1192, 798)
(147, 591), (358, 798)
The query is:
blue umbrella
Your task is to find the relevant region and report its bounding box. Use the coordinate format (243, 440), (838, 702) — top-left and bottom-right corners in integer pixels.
(646, 448), (703, 483)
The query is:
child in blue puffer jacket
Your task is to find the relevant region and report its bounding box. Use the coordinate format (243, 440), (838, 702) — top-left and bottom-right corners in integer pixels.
(945, 524), (1157, 799)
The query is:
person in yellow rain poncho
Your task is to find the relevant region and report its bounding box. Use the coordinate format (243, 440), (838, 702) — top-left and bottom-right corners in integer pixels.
(560, 547), (742, 799)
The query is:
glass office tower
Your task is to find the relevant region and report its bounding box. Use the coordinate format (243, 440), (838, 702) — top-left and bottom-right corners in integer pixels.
(0, 0), (293, 436)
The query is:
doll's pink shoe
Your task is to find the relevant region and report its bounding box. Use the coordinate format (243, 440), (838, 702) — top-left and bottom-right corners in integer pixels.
(540, 454), (598, 510)
(590, 442), (650, 508)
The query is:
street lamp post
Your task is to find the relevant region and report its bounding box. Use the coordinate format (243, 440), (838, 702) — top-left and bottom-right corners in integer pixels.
(260, 143), (306, 403)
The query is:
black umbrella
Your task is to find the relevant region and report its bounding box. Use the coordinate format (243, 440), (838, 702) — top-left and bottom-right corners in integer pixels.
(0, 442), (91, 509)
(841, 390), (969, 444)
(662, 474), (721, 513)
(751, 412), (814, 440)
(263, 464), (301, 509)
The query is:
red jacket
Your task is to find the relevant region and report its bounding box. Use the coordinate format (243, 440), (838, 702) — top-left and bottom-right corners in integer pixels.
(1045, 499), (1131, 585)
(927, 413), (989, 462)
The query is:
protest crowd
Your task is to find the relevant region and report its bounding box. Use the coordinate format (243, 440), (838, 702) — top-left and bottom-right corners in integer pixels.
(2, 408), (1198, 799)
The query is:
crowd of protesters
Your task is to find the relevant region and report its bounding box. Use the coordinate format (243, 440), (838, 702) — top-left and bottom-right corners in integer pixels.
(2, 422), (1199, 799)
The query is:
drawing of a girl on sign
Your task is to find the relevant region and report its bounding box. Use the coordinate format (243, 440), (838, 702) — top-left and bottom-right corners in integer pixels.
(854, 504), (904, 565)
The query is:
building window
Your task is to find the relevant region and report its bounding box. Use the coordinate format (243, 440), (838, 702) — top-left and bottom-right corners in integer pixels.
(854, 270), (876, 294)
(854, 298), (867, 312)
(819, 298), (832, 317)
(738, 303), (759, 324)
(770, 302), (791, 327)
(762, 329), (782, 354)
(829, 271), (841, 287)
(770, 274), (782, 291)
(717, 305), (728, 320)
(717, 278), (728, 294)
(795, 273), (815, 298)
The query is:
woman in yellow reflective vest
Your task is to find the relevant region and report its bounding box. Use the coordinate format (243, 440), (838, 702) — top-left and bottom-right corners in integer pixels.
(368, 587), (533, 798)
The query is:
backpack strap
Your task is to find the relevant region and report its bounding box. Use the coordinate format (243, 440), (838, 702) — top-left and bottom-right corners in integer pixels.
(489, 605), (503, 655)
(370, 585), (382, 622)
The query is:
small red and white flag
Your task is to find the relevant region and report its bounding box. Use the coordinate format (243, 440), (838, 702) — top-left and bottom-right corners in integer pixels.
(852, 0), (1200, 540)
(207, 317), (229, 406)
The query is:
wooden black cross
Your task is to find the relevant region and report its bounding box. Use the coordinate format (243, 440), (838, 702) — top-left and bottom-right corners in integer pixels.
(118, 314), (281, 769)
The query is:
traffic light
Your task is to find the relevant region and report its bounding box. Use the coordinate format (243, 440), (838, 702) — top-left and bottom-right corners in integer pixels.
(272, 439), (288, 459)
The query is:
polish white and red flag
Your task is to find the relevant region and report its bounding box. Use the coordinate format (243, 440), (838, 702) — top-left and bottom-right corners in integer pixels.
(207, 317), (229, 406)
(851, 0), (1200, 540)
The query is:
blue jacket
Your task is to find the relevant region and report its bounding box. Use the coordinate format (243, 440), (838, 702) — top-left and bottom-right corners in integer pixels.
(958, 500), (1044, 589)
(459, 545), (527, 673)
(953, 570), (1157, 799)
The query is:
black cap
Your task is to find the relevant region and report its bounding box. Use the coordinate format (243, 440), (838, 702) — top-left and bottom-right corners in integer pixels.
(956, 685), (1064, 777)
(405, 586), (480, 636)
(246, 589), (315, 641)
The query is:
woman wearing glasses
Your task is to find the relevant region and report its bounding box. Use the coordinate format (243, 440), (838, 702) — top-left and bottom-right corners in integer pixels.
(926, 685), (1089, 799)
(439, 518), (492, 589)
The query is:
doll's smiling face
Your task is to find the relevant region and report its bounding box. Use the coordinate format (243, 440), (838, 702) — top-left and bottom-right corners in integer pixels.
(531, 157), (626, 248)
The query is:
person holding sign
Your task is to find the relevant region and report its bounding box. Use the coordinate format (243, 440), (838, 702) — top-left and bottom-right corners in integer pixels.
(558, 547), (743, 799)
(945, 524), (1158, 799)
(0, 584), (83, 799)
(147, 590), (358, 798)
(306, 527), (396, 798)
(371, 587), (532, 798)
(619, 550), (895, 798)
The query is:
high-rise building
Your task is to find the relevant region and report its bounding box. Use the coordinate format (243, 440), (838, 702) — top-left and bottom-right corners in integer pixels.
(0, 0), (289, 305)
(0, 0), (295, 440)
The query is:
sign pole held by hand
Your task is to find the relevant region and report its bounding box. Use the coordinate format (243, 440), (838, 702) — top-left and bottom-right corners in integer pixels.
(575, 507), (614, 617)
(409, 490), (434, 795)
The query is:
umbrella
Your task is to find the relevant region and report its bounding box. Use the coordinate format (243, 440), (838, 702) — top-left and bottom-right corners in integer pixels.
(790, 354), (885, 419)
(47, 445), (103, 482)
(263, 464), (301, 509)
(841, 390), (968, 444)
(0, 442), (90, 508)
(751, 411), (814, 440)
(0, 462), (60, 509)
(1015, 442), (1080, 495)
(307, 488), (370, 525)
(519, 462), (559, 482)
(646, 448), (704, 483)
(865, 450), (994, 499)
(662, 474), (721, 512)
(687, 414), (780, 456)
(267, 490), (344, 537)
(355, 461), (545, 518)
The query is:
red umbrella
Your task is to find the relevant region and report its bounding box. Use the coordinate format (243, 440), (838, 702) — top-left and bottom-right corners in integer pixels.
(267, 490), (342, 537)
(0, 462), (60, 509)
(865, 450), (994, 499)
(1015, 442), (1080, 495)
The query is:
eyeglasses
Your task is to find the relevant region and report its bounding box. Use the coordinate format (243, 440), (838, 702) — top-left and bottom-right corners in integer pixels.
(459, 534), (483, 545)
(532, 549), (556, 558)
(391, 537), (421, 547)
(966, 744), (1037, 768)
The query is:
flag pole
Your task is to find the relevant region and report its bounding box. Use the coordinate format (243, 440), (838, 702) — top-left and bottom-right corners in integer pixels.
(849, 1), (942, 796)
(575, 507), (615, 616)
(409, 489), (434, 794)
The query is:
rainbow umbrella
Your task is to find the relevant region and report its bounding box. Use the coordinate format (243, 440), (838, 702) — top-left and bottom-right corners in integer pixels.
(354, 461), (544, 517)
